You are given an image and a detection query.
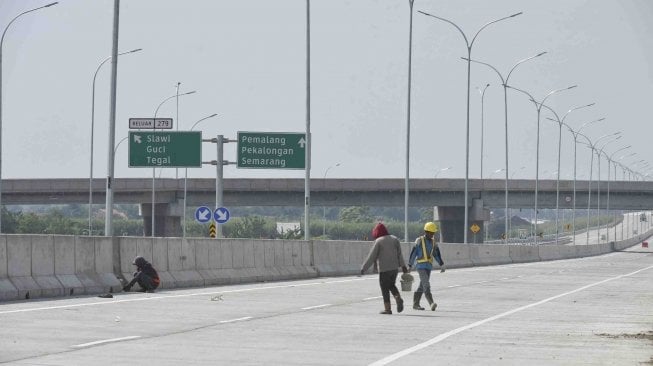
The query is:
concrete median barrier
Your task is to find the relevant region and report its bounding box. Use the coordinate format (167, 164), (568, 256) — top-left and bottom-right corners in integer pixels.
(471, 244), (512, 266)
(509, 244), (541, 263)
(2, 232), (651, 303)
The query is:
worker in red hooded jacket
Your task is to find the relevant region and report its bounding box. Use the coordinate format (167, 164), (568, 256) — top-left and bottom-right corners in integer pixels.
(360, 222), (408, 314)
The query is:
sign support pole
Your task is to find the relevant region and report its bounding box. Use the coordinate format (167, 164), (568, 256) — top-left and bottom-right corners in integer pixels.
(217, 135), (224, 238)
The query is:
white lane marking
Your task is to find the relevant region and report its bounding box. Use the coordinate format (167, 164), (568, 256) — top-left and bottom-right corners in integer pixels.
(219, 316), (252, 324)
(446, 285), (461, 288)
(71, 336), (141, 348)
(368, 264), (653, 366)
(364, 296), (382, 301)
(0, 278), (367, 315)
(301, 304), (331, 310)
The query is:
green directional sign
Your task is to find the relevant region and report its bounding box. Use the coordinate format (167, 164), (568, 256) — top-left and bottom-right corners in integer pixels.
(237, 131), (306, 169)
(128, 131), (201, 167)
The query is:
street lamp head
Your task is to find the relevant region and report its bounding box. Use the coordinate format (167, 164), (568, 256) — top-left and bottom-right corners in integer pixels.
(509, 12), (523, 18)
(182, 90), (197, 96)
(536, 51), (547, 57)
(45, 2), (58, 7)
(566, 85), (578, 90)
(129, 48), (143, 53)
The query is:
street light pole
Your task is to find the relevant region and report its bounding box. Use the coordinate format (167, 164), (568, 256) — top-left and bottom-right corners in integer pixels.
(506, 85), (577, 244)
(542, 102), (595, 244)
(404, 0), (415, 244)
(322, 163), (340, 237)
(605, 146), (630, 241)
(419, 9), (522, 244)
(151, 90), (196, 237)
(183, 113), (218, 238)
(88, 48), (141, 236)
(465, 51), (546, 243)
(577, 132), (620, 244)
(477, 84), (490, 180)
(563, 118), (604, 244)
(0, 1), (58, 234)
(175, 82), (180, 180)
(595, 136), (621, 242)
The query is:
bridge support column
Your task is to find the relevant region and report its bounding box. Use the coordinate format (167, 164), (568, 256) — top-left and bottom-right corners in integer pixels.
(437, 199), (490, 244)
(140, 201), (183, 237)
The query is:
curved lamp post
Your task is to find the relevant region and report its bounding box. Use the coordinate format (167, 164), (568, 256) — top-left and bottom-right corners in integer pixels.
(541, 102), (595, 243)
(476, 84), (490, 180)
(418, 9), (522, 244)
(182, 113), (218, 237)
(88, 48), (142, 235)
(404, 0), (415, 243)
(151, 90), (196, 237)
(577, 132), (621, 244)
(322, 162), (340, 236)
(595, 136), (621, 242)
(506, 85), (577, 244)
(562, 117), (605, 244)
(605, 145), (630, 241)
(465, 52), (546, 243)
(0, 1), (58, 233)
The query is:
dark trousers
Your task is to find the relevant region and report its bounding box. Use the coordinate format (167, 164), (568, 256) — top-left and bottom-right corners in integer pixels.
(378, 269), (400, 302)
(129, 272), (158, 291)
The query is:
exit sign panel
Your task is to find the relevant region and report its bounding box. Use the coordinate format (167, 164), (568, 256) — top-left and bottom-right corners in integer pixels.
(128, 131), (201, 167)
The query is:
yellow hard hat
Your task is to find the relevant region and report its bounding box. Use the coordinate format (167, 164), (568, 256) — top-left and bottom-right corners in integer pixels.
(424, 222), (438, 233)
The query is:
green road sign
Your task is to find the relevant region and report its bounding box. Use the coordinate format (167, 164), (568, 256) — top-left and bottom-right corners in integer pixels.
(128, 131), (201, 167)
(237, 131), (306, 169)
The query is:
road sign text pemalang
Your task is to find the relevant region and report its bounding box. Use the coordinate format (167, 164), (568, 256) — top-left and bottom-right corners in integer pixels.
(237, 131), (306, 169)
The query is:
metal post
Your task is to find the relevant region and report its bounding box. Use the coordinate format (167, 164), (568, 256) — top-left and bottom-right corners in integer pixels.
(304, 0), (311, 240)
(506, 85), (576, 244)
(467, 53), (547, 244)
(419, 10), (522, 243)
(105, 0), (120, 237)
(175, 82), (180, 180)
(217, 135), (224, 238)
(183, 113), (218, 238)
(404, 0), (414, 243)
(89, 48), (141, 236)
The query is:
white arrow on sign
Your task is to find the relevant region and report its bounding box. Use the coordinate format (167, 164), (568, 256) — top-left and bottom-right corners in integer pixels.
(216, 209), (228, 221)
(133, 134), (142, 144)
(198, 209), (210, 221)
(298, 137), (306, 148)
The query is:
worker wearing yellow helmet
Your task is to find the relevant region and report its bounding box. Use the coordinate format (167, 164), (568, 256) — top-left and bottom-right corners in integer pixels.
(407, 221), (445, 311)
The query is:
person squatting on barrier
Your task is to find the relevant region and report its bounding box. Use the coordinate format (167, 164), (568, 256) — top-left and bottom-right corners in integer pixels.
(408, 222), (445, 311)
(360, 222), (408, 315)
(123, 256), (160, 293)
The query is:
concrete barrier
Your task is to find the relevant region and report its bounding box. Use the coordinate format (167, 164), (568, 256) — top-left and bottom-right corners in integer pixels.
(509, 244), (541, 263)
(538, 244), (562, 261)
(470, 244), (512, 266)
(2, 231), (651, 302)
(439, 243), (471, 268)
(0, 235), (17, 300)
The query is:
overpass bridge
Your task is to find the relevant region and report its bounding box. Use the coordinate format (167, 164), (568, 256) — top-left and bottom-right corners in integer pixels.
(3, 178), (653, 239)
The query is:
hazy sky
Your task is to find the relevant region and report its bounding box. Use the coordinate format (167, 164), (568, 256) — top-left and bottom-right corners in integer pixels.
(1, 0), (652, 181)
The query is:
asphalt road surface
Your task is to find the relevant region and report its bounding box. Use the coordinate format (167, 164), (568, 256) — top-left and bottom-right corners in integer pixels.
(1, 243), (651, 365)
